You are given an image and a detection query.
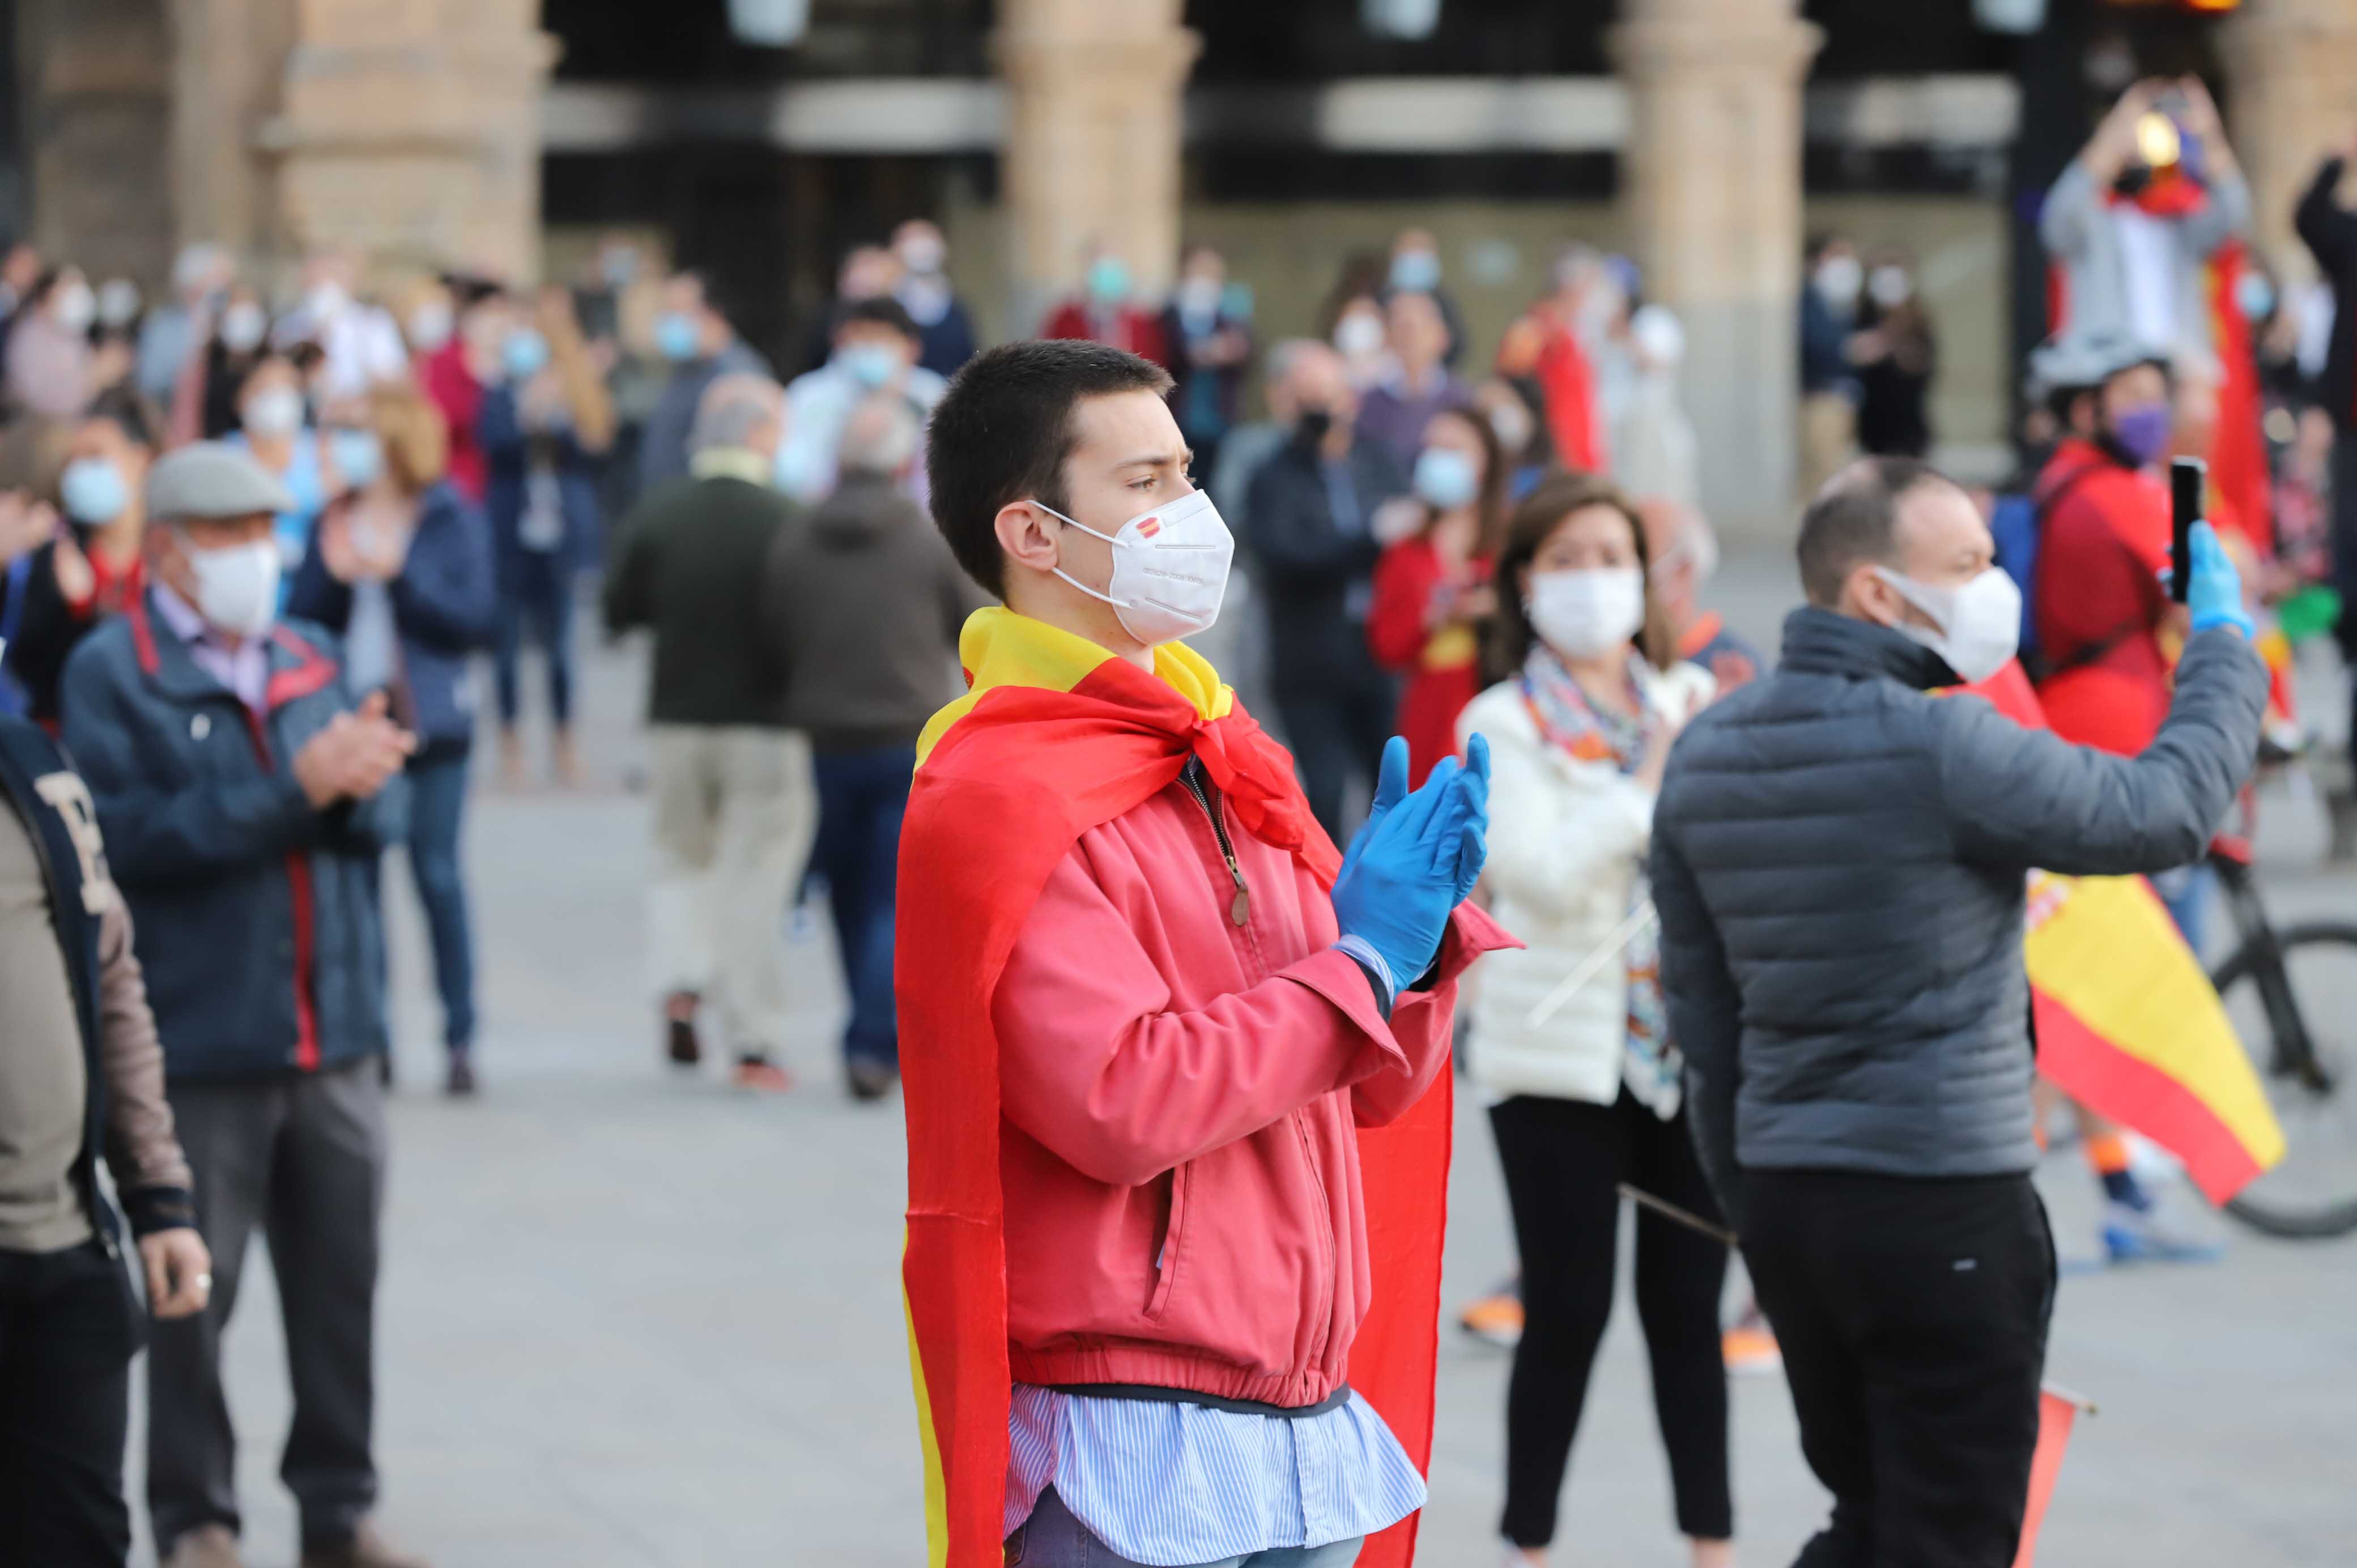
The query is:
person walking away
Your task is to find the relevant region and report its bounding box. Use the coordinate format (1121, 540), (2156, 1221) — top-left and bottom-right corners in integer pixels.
(1653, 457), (2267, 1568)
(480, 295), (614, 789)
(1162, 243), (1256, 483)
(1613, 305), (1701, 507)
(891, 219), (980, 379)
(1245, 343), (1409, 838)
(637, 270), (771, 492)
(603, 375), (812, 1090)
(3, 392), (158, 727)
(4, 266), (107, 420)
(1854, 254), (1937, 458)
(1367, 406), (1508, 785)
(1638, 499), (1765, 693)
(225, 355), (337, 581)
(777, 297), (946, 504)
(1040, 247), (1170, 368)
(1457, 475), (1730, 1568)
(1798, 236), (1864, 498)
(288, 386), (497, 1097)
(761, 395), (985, 1101)
(906, 337), (1509, 1565)
(1355, 291), (1472, 472)
(2294, 129), (2357, 858)
(0, 707), (211, 1567)
(60, 441), (426, 1568)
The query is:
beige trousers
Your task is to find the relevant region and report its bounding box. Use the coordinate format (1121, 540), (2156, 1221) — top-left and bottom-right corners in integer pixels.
(647, 726), (816, 1053)
(1798, 390), (1859, 502)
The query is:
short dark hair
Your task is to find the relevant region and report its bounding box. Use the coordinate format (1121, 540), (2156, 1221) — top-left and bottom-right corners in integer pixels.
(1794, 456), (1956, 607)
(82, 385), (159, 451)
(925, 339), (1175, 596)
(839, 296), (917, 341)
(1487, 470), (1676, 681)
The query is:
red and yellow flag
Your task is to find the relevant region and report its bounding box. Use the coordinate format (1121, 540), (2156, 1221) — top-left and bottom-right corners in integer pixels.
(896, 608), (1453, 1567)
(1966, 664), (2283, 1201)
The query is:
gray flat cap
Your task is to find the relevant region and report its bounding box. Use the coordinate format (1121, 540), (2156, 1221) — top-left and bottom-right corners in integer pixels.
(146, 441), (297, 522)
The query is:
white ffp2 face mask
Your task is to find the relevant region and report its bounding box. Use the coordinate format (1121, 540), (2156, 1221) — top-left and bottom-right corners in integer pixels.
(182, 535), (282, 639)
(1526, 567), (1645, 661)
(1039, 486), (1235, 647)
(1874, 565), (2020, 685)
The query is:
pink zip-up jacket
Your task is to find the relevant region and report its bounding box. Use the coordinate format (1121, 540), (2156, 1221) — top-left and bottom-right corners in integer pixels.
(990, 769), (1509, 1409)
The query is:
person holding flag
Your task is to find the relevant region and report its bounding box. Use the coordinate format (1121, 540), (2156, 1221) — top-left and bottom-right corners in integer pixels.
(899, 338), (1511, 1568)
(1650, 457), (2265, 1568)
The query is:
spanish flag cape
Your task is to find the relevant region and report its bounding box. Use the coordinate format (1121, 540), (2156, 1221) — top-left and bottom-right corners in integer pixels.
(1964, 662), (2284, 1200)
(897, 607), (1453, 1568)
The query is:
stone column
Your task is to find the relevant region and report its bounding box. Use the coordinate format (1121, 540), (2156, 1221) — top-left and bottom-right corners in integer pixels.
(262, 0), (557, 283)
(169, 0), (304, 265)
(1610, 0), (1822, 537)
(2220, 0), (2357, 284)
(993, 0), (1198, 333)
(18, 0), (177, 286)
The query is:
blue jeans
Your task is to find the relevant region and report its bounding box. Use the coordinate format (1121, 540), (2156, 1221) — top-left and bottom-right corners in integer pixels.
(810, 744), (913, 1068)
(1006, 1486), (1364, 1568)
(493, 551), (573, 728)
(406, 749), (477, 1050)
(2152, 861), (2216, 960)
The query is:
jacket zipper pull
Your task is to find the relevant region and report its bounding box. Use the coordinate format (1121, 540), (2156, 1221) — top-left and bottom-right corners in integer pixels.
(1231, 885), (1250, 927)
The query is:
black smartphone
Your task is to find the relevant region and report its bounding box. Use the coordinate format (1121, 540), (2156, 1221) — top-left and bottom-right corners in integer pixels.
(2169, 457), (2204, 607)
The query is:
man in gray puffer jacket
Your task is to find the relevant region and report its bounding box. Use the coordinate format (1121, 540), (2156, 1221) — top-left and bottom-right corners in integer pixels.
(1652, 456), (2265, 1568)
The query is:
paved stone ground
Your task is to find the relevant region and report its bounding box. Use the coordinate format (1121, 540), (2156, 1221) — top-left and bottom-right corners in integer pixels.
(129, 552), (2357, 1566)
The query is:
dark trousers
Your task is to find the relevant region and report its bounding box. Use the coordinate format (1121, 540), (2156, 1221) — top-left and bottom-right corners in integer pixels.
(811, 743), (914, 1069)
(1488, 1092), (1731, 1547)
(2334, 433), (2357, 748)
(0, 1239), (141, 1567)
(1742, 1170), (2056, 1568)
(406, 746), (476, 1050)
(1273, 674), (1395, 842)
(493, 550), (574, 728)
(148, 1062), (387, 1554)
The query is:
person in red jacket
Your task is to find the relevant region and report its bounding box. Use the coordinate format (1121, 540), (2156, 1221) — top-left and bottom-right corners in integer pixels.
(903, 338), (1511, 1568)
(1367, 406), (1507, 784)
(1039, 249), (1170, 369)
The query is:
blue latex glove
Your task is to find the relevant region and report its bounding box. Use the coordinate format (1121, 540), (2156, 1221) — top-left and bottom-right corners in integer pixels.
(1331, 736), (1492, 987)
(2172, 521), (2257, 640)
(1338, 736), (1411, 885)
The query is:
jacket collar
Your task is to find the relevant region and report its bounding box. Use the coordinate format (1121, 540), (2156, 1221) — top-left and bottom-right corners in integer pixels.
(1778, 605), (1956, 692)
(129, 587), (339, 711)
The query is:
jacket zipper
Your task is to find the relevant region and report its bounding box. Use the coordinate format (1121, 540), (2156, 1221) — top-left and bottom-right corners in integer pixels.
(1178, 760), (1251, 927)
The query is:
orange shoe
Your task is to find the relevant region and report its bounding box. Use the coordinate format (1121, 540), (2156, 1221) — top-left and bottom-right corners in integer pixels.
(1723, 1322), (1782, 1377)
(1457, 1290), (1524, 1350)
(731, 1054), (795, 1094)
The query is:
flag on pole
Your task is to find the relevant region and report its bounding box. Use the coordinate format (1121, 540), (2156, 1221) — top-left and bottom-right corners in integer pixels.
(1963, 663), (2284, 1202)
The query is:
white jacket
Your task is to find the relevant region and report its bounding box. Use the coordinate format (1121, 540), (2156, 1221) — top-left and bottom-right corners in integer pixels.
(1459, 658), (1715, 1105)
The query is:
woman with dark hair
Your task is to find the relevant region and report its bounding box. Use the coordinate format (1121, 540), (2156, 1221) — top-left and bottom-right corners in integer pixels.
(1854, 252), (1938, 459)
(1456, 472), (1733, 1568)
(1366, 404), (1509, 785)
(290, 382), (497, 1095)
(3, 266), (103, 419)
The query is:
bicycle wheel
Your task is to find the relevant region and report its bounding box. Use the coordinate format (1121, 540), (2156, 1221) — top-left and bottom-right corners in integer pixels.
(2215, 922), (2357, 1239)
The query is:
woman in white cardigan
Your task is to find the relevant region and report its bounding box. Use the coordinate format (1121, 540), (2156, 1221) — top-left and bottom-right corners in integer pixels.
(1457, 472), (1731, 1568)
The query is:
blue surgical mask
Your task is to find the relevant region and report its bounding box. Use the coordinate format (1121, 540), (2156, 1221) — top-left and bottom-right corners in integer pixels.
(59, 458), (129, 526)
(839, 342), (900, 389)
(1412, 446), (1479, 510)
(2236, 271), (2275, 322)
(503, 328), (550, 380)
(1389, 249), (1441, 293)
(655, 312), (700, 362)
(330, 427), (383, 491)
(1086, 256), (1131, 306)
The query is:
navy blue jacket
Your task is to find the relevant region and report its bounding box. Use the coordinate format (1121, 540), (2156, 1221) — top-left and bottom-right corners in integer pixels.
(59, 593), (407, 1081)
(286, 482), (497, 747)
(480, 384), (606, 577)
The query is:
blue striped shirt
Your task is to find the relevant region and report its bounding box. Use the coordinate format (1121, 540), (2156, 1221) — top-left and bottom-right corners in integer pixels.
(1005, 1383), (1427, 1566)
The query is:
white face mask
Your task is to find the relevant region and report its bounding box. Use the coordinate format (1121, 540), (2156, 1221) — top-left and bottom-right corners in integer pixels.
(53, 282), (96, 334)
(242, 387), (303, 438)
(1526, 567), (1645, 661)
(1333, 310), (1386, 360)
(220, 301), (268, 353)
(407, 301), (454, 351)
(1039, 485), (1235, 647)
(1815, 255), (1864, 308)
(1873, 565), (2021, 685)
(181, 534), (282, 638)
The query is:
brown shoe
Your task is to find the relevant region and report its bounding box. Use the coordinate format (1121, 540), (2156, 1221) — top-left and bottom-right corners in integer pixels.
(164, 1524), (246, 1568)
(301, 1519), (431, 1568)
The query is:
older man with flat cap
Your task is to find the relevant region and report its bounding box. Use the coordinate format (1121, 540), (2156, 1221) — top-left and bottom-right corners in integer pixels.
(60, 441), (429, 1568)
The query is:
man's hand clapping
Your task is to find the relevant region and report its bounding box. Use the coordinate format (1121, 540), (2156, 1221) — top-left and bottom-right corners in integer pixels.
(1331, 735), (1491, 987)
(292, 691), (416, 809)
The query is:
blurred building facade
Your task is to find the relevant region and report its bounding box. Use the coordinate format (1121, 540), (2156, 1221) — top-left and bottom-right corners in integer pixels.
(6, 0), (2356, 532)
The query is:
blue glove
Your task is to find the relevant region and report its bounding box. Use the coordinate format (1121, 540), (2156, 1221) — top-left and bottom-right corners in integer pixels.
(2177, 521), (2256, 640)
(1338, 736), (1411, 885)
(1331, 736), (1492, 988)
